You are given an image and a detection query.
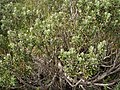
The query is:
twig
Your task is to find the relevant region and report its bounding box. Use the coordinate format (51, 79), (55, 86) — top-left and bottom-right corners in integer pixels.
(79, 85), (86, 90)
(108, 50), (119, 72)
(65, 77), (83, 87)
(64, 75), (90, 88)
(47, 73), (57, 87)
(100, 64), (113, 68)
(109, 65), (120, 75)
(17, 77), (37, 89)
(103, 51), (116, 60)
(93, 51), (119, 83)
(93, 78), (120, 87)
(93, 82), (116, 86)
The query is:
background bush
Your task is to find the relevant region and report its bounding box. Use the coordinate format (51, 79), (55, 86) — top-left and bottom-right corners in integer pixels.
(0, 0), (120, 90)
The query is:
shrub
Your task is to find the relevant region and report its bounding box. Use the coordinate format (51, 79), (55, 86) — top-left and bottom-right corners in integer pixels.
(0, 0), (119, 89)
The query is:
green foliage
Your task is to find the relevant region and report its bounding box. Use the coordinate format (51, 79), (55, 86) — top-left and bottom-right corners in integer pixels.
(0, 54), (16, 87)
(114, 82), (120, 90)
(59, 41), (106, 78)
(0, 0), (119, 89)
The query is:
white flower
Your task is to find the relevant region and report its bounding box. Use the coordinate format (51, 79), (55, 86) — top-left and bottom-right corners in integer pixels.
(0, 60), (2, 63)
(89, 46), (94, 53)
(30, 27), (33, 32)
(36, 9), (39, 15)
(27, 10), (31, 14)
(80, 52), (84, 57)
(24, 33), (27, 36)
(7, 54), (11, 57)
(7, 30), (12, 35)
(3, 16), (6, 19)
(14, 7), (17, 12)
(22, 7), (26, 10)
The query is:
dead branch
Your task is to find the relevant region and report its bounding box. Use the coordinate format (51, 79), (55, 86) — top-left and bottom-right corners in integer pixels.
(47, 73), (57, 88)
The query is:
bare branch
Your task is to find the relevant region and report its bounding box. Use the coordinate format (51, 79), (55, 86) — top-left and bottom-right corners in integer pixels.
(79, 85), (86, 90)
(93, 50), (120, 83)
(47, 73), (57, 88)
(93, 81), (116, 86)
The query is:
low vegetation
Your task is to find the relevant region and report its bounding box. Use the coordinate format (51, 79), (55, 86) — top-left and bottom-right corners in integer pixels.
(0, 0), (120, 90)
